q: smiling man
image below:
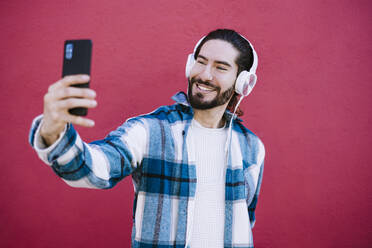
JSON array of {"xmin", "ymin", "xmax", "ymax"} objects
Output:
[{"xmin": 29, "ymin": 29, "xmax": 265, "ymax": 248}]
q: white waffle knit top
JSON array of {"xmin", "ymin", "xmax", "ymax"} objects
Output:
[{"xmin": 189, "ymin": 119, "xmax": 227, "ymax": 248}]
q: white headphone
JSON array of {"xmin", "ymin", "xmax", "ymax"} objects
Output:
[{"xmin": 185, "ymin": 34, "xmax": 258, "ymax": 97}]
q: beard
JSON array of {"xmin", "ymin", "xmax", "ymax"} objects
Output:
[{"xmin": 187, "ymin": 77, "xmax": 235, "ymax": 110}]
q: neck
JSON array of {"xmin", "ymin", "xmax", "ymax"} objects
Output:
[{"xmin": 193, "ymin": 103, "xmax": 228, "ymax": 128}]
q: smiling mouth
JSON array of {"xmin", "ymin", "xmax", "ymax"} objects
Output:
[{"xmin": 196, "ymin": 83, "xmax": 216, "ymax": 92}]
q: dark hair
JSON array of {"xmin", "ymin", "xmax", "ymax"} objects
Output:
[{"xmin": 194, "ymin": 29, "xmax": 255, "ymax": 116}]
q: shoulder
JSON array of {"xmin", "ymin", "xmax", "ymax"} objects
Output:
[
  {"xmin": 234, "ymin": 121, "xmax": 265, "ymax": 154},
  {"xmin": 110, "ymin": 103, "xmax": 192, "ymax": 134},
  {"xmin": 135, "ymin": 103, "xmax": 193, "ymax": 124}
]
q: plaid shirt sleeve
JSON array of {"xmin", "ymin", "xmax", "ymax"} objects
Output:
[
  {"xmin": 247, "ymin": 138, "xmax": 265, "ymax": 229},
  {"xmin": 28, "ymin": 114, "xmax": 147, "ymax": 189}
]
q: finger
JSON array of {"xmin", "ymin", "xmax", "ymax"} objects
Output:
[
  {"xmin": 51, "ymin": 74, "xmax": 90, "ymax": 91},
  {"xmin": 53, "ymin": 87, "xmax": 96, "ymax": 100},
  {"xmin": 48, "ymin": 80, "xmax": 62, "ymax": 93},
  {"xmin": 61, "ymin": 113, "xmax": 95, "ymax": 127},
  {"xmin": 56, "ymin": 98, "xmax": 97, "ymax": 110}
]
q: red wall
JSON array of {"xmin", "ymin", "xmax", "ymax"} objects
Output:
[{"xmin": 1, "ymin": 0, "xmax": 371, "ymax": 247}]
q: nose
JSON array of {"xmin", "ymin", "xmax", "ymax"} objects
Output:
[{"xmin": 199, "ymin": 64, "xmax": 213, "ymax": 81}]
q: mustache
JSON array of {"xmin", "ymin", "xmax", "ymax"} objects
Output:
[{"xmin": 191, "ymin": 77, "xmax": 219, "ymax": 90}]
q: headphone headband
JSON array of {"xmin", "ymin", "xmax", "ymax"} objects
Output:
[{"xmin": 192, "ymin": 34, "xmax": 258, "ymax": 74}]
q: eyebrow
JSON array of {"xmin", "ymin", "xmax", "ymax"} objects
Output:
[{"xmin": 197, "ymin": 54, "xmax": 232, "ymax": 68}]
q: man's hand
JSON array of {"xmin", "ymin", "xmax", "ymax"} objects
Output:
[{"xmin": 40, "ymin": 74, "xmax": 97, "ymax": 146}]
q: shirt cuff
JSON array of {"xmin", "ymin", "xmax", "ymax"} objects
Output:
[{"xmin": 32, "ymin": 115, "xmax": 68, "ymax": 165}]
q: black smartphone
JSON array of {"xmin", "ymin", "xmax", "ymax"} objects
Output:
[{"xmin": 62, "ymin": 39, "xmax": 92, "ymax": 116}]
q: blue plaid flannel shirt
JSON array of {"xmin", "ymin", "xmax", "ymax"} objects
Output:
[{"xmin": 29, "ymin": 92, "xmax": 265, "ymax": 248}]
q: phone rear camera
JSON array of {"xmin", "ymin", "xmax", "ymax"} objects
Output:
[{"xmin": 65, "ymin": 43, "xmax": 73, "ymax": 60}]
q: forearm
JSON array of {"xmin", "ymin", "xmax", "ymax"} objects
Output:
[
  {"xmin": 29, "ymin": 114, "xmax": 147, "ymax": 189},
  {"xmin": 29, "ymin": 115, "xmax": 97, "ymax": 188}
]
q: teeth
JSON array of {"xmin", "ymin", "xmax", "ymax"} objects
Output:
[{"xmin": 197, "ymin": 84, "xmax": 213, "ymax": 91}]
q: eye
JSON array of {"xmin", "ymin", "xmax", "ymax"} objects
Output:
[
  {"xmin": 217, "ymin": 66, "xmax": 227, "ymax": 71},
  {"xmin": 197, "ymin": 60, "xmax": 206, "ymax": 65}
]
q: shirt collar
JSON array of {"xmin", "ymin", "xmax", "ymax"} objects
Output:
[{"xmin": 171, "ymin": 91, "xmax": 189, "ymax": 106}]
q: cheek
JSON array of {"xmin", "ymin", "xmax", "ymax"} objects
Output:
[
  {"xmin": 190, "ymin": 65, "xmax": 202, "ymax": 78},
  {"xmin": 218, "ymin": 74, "xmax": 236, "ymax": 90}
]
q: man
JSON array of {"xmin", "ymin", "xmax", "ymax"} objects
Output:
[{"xmin": 29, "ymin": 29, "xmax": 265, "ymax": 248}]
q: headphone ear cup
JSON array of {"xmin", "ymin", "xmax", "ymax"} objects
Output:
[
  {"xmin": 235, "ymin": 71, "xmax": 257, "ymax": 96},
  {"xmin": 185, "ymin": 54, "xmax": 195, "ymax": 78}
]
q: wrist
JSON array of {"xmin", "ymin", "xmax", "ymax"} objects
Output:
[{"xmin": 40, "ymin": 126, "xmax": 60, "ymax": 147}]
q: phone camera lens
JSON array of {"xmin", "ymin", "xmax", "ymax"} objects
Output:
[{"xmin": 65, "ymin": 43, "xmax": 73, "ymax": 60}]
